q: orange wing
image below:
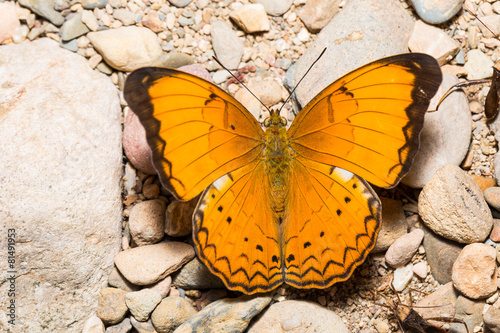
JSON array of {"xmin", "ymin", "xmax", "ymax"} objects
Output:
[
  {"xmin": 288, "ymin": 53, "xmax": 442, "ymax": 188},
  {"xmin": 283, "ymin": 158, "xmax": 380, "ymax": 289},
  {"xmin": 193, "ymin": 160, "xmax": 283, "ymax": 294},
  {"xmin": 123, "ymin": 68, "xmax": 265, "ymax": 200}
]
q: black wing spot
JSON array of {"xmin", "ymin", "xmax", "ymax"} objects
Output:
[
  {"xmin": 231, "ymin": 124, "xmax": 235, "ymax": 130},
  {"xmin": 272, "ymin": 255, "xmax": 279, "ymax": 263},
  {"xmin": 336, "ymin": 209, "xmax": 342, "ymax": 216},
  {"xmin": 344, "ymin": 197, "xmax": 351, "ymax": 203},
  {"xmin": 345, "ymin": 91, "xmax": 354, "ymax": 98},
  {"xmin": 329, "ymin": 166, "xmax": 334, "ymax": 175},
  {"xmin": 211, "ymin": 194, "xmax": 216, "ymax": 198},
  {"xmin": 256, "ymin": 245, "xmax": 263, "ymax": 252},
  {"xmin": 320, "ymin": 231, "xmax": 324, "ymax": 237},
  {"xmin": 352, "ymin": 183, "xmax": 357, "ymax": 189},
  {"xmin": 304, "ymin": 242, "xmax": 311, "ymax": 249},
  {"xmin": 244, "ymin": 237, "xmax": 248, "ymax": 242},
  {"xmin": 218, "ymin": 206, "xmax": 223, "ymax": 212},
  {"xmin": 286, "ymin": 254, "xmax": 295, "ymax": 263},
  {"xmin": 226, "ymin": 216, "xmax": 232, "ymax": 224}
]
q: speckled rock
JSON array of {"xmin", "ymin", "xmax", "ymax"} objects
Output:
[
  {"xmin": 176, "ymin": 295, "xmax": 272, "ymax": 333},
  {"xmin": 96, "ymin": 288, "xmax": 128, "ymax": 325},
  {"xmin": 409, "ymin": 0, "xmax": 463, "ymax": 24},
  {"xmin": 452, "ymin": 243, "xmax": 497, "ymax": 299},
  {"xmin": 115, "ymin": 242, "xmax": 195, "ymax": 285},
  {"xmin": 248, "ymin": 300, "xmax": 348, "ymax": 332},
  {"xmin": 151, "ymin": 296, "xmax": 197, "ymax": 333},
  {"xmin": 418, "ymin": 164, "xmax": 493, "ymax": 243},
  {"xmin": 403, "ymin": 74, "xmax": 470, "ymax": 188},
  {"xmin": 129, "ymin": 200, "xmax": 166, "ymax": 246}
]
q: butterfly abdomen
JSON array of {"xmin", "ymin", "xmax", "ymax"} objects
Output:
[{"xmin": 264, "ymin": 114, "xmax": 292, "ymax": 218}]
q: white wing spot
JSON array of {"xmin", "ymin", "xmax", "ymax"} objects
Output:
[
  {"xmin": 212, "ymin": 174, "xmax": 230, "ymax": 191},
  {"xmin": 334, "ymin": 167, "xmax": 353, "ymax": 182}
]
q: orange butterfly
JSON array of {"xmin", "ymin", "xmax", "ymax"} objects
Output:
[{"xmin": 123, "ymin": 53, "xmax": 442, "ymax": 294}]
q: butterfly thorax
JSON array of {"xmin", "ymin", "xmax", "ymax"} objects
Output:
[{"xmin": 264, "ymin": 113, "xmax": 291, "ymax": 219}]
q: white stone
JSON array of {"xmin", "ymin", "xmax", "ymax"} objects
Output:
[{"xmin": 392, "ymin": 264, "xmax": 414, "ymax": 291}]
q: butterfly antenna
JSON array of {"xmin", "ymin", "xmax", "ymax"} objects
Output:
[
  {"xmin": 279, "ymin": 47, "xmax": 327, "ymax": 114},
  {"xmin": 212, "ymin": 56, "xmax": 272, "ymax": 114},
  {"xmin": 465, "ymin": 6, "xmax": 497, "ymax": 37}
]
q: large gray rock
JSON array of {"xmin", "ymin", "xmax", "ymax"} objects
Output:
[
  {"xmin": 292, "ymin": 0, "xmax": 414, "ymax": 108},
  {"xmin": 0, "ymin": 38, "xmax": 122, "ymax": 332}
]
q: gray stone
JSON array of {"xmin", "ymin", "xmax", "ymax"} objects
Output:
[
  {"xmin": 247, "ymin": 300, "xmax": 348, "ymax": 332},
  {"xmin": 402, "ymin": 73, "xmax": 471, "ymax": 188},
  {"xmin": 60, "ymin": 38, "xmax": 79, "ymax": 52},
  {"xmin": 168, "ymin": 0, "xmax": 192, "ymax": 8},
  {"xmin": 105, "ymin": 318, "xmax": 132, "ymax": 333},
  {"xmin": 19, "ymin": 0, "xmax": 64, "ymax": 26},
  {"xmin": 61, "ymin": 12, "xmax": 90, "ymax": 41},
  {"xmin": 210, "ymin": 21, "xmax": 244, "ymax": 70},
  {"xmin": 172, "ymin": 257, "xmax": 226, "ymax": 290},
  {"xmin": 151, "ymin": 296, "xmax": 197, "ymax": 333},
  {"xmin": 372, "ymin": 198, "xmax": 407, "ymax": 253},
  {"xmin": 0, "ymin": 38, "xmax": 122, "ymax": 332},
  {"xmin": 82, "ymin": 0, "xmax": 108, "ymax": 9},
  {"xmin": 415, "ymin": 282, "xmax": 459, "ymax": 325},
  {"xmin": 484, "ymin": 306, "xmax": 500, "ymax": 333},
  {"xmin": 176, "ymin": 295, "xmax": 272, "ymax": 333},
  {"xmin": 292, "ymin": 0, "xmax": 413, "ymax": 109},
  {"xmin": 409, "ymin": 0, "xmax": 463, "ymax": 24},
  {"xmin": 450, "ymin": 296, "xmax": 485, "ymax": 333}
]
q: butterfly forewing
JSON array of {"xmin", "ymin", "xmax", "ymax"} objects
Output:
[
  {"xmin": 288, "ymin": 53, "xmax": 442, "ymax": 189},
  {"xmin": 123, "ymin": 68, "xmax": 266, "ymax": 200}
]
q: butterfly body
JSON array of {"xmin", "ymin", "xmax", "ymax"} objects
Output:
[
  {"xmin": 264, "ymin": 112, "xmax": 292, "ymax": 218},
  {"xmin": 124, "ymin": 53, "xmax": 442, "ymax": 294}
]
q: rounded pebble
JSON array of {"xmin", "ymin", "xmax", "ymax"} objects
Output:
[{"xmin": 409, "ymin": 0, "xmax": 462, "ymax": 24}]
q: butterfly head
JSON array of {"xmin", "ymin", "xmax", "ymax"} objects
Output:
[{"xmin": 264, "ymin": 110, "xmax": 287, "ymax": 128}]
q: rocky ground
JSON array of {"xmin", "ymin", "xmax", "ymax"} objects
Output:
[{"xmin": 3, "ymin": 0, "xmax": 500, "ymax": 332}]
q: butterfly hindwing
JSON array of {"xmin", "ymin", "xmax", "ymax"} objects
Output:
[
  {"xmin": 283, "ymin": 157, "xmax": 381, "ymax": 289},
  {"xmin": 288, "ymin": 53, "xmax": 442, "ymax": 189},
  {"xmin": 193, "ymin": 160, "xmax": 283, "ymax": 294},
  {"xmin": 124, "ymin": 67, "xmax": 266, "ymax": 200}
]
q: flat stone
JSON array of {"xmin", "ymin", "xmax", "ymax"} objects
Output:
[
  {"xmin": 452, "ymin": 243, "xmax": 497, "ymax": 299},
  {"xmin": 409, "ymin": 0, "xmax": 462, "ymax": 24},
  {"xmin": 151, "ymin": 296, "xmax": 197, "ymax": 333},
  {"xmin": 392, "ymin": 264, "xmax": 413, "ymax": 292},
  {"xmin": 402, "ymin": 74, "xmax": 470, "ymax": 188},
  {"xmin": 247, "ymin": 300, "xmax": 348, "ymax": 332},
  {"xmin": 168, "ymin": 0, "xmax": 193, "ymax": 7},
  {"xmin": 19, "ymin": 0, "xmax": 64, "ymax": 26},
  {"xmin": 412, "ymin": 261, "xmax": 428, "ymax": 279},
  {"xmin": 408, "ymin": 20, "xmax": 459, "ymax": 65},
  {"xmin": 176, "ymin": 295, "xmax": 272, "ymax": 333},
  {"xmin": 130, "ymin": 317, "xmax": 156, "ymax": 333},
  {"xmin": 81, "ymin": 10, "xmax": 99, "ymax": 31},
  {"xmin": 385, "ymin": 229, "xmax": 424, "ymax": 268},
  {"xmin": 82, "ymin": 0, "xmax": 108, "ymax": 9},
  {"xmin": 0, "ymin": 38, "xmax": 121, "ymax": 332},
  {"xmin": 105, "ymin": 318, "xmax": 132, "ymax": 333},
  {"xmin": 372, "ymin": 198, "xmax": 408, "ymax": 253},
  {"xmin": 418, "ymin": 164, "xmax": 493, "ymax": 243},
  {"xmin": 96, "ymin": 288, "xmax": 128, "ymax": 325},
  {"xmin": 477, "ymin": 15, "xmax": 500, "ymax": 38},
  {"xmin": 113, "ymin": 8, "xmax": 136, "ymax": 26},
  {"xmin": 210, "ymin": 20, "xmax": 244, "ymax": 70},
  {"xmin": 108, "ymin": 267, "xmax": 141, "ymax": 292},
  {"xmin": 450, "ymin": 296, "xmax": 485, "ymax": 333},
  {"xmin": 230, "ymin": 4, "xmax": 270, "ymax": 33},
  {"xmin": 115, "ymin": 242, "xmax": 195, "ymax": 285},
  {"xmin": 88, "ymin": 27, "xmax": 163, "ymax": 71},
  {"xmin": 292, "ymin": 0, "xmax": 413, "ymax": 109}
]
